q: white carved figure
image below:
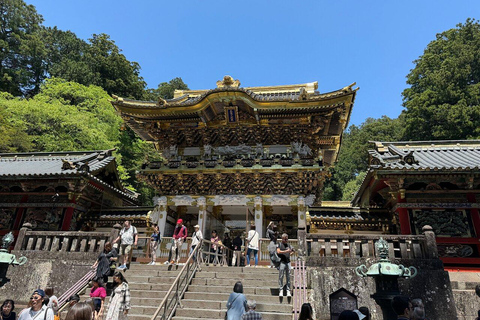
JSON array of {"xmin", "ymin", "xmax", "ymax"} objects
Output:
[
  {"xmin": 212, "ymin": 195, "xmax": 248, "ymax": 206},
  {"xmin": 255, "ymin": 143, "xmax": 263, "ymax": 157},
  {"xmin": 204, "ymin": 145, "xmax": 212, "ymax": 158},
  {"xmin": 172, "ymin": 195, "xmax": 194, "ymax": 206},
  {"xmin": 305, "ymin": 195, "xmax": 316, "ymax": 206}
]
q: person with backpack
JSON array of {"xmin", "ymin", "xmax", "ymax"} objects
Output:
[
  {"xmin": 169, "ymin": 219, "xmax": 187, "ymax": 265},
  {"xmin": 190, "ymin": 224, "xmax": 203, "ymax": 262},
  {"xmin": 113, "ymin": 220, "xmax": 138, "ymax": 271},
  {"xmin": 277, "ymin": 233, "xmax": 294, "ymax": 297},
  {"xmin": 18, "ymin": 289, "xmax": 54, "ymax": 320},
  {"xmin": 245, "ymin": 225, "xmax": 259, "ymax": 267}
]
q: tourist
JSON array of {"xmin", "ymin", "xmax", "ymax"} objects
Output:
[
  {"xmin": 338, "ymin": 310, "xmax": 359, "ymax": 320},
  {"xmin": 45, "ymin": 287, "xmax": 59, "ymax": 320},
  {"xmin": 169, "ymin": 219, "xmax": 187, "ymax": 265},
  {"xmin": 66, "ymin": 294, "xmax": 80, "ymax": 308},
  {"xmin": 113, "ymin": 220, "xmax": 138, "ymax": 270},
  {"xmin": 149, "ymin": 224, "xmax": 161, "ymax": 265},
  {"xmin": 90, "ymin": 278, "xmax": 107, "ymax": 320},
  {"xmin": 223, "ymin": 233, "xmax": 233, "ymax": 266},
  {"xmin": 392, "ymin": 296, "xmax": 413, "ymax": 320},
  {"xmin": 276, "ymin": 233, "xmax": 294, "ymax": 297},
  {"xmin": 241, "ymin": 300, "xmax": 262, "ymax": 320},
  {"xmin": 65, "ymin": 301, "xmax": 94, "ymax": 320},
  {"xmin": 358, "ymin": 306, "xmax": 370, "ymax": 320},
  {"xmin": 18, "ymin": 289, "xmax": 54, "ymax": 320},
  {"xmin": 232, "ymin": 234, "xmax": 243, "ymax": 267},
  {"xmin": 411, "ymin": 298, "xmax": 426, "ymax": 320},
  {"xmin": 1, "ymin": 299, "xmax": 16, "ymax": 320},
  {"xmin": 92, "ymin": 241, "xmax": 118, "ymax": 283},
  {"xmin": 298, "ymin": 302, "xmax": 314, "ymax": 320},
  {"xmin": 266, "ymin": 222, "xmax": 278, "ymax": 268},
  {"xmin": 190, "ymin": 224, "xmax": 203, "ymax": 262},
  {"xmin": 106, "ymin": 271, "xmax": 131, "ymax": 320},
  {"xmin": 245, "ymin": 225, "xmax": 259, "ymax": 267},
  {"xmin": 210, "ymin": 230, "xmax": 220, "ymax": 264},
  {"xmin": 226, "ymin": 281, "xmax": 247, "ymax": 320}
]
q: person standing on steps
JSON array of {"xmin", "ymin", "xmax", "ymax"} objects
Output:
[
  {"xmin": 277, "ymin": 233, "xmax": 294, "ymax": 297},
  {"xmin": 190, "ymin": 224, "xmax": 203, "ymax": 263},
  {"xmin": 149, "ymin": 224, "xmax": 161, "ymax": 265},
  {"xmin": 245, "ymin": 225, "xmax": 259, "ymax": 267},
  {"xmin": 106, "ymin": 272, "xmax": 131, "ymax": 320},
  {"xmin": 209, "ymin": 230, "xmax": 220, "ymax": 264},
  {"xmin": 169, "ymin": 219, "xmax": 187, "ymax": 265},
  {"xmin": 266, "ymin": 222, "xmax": 278, "ymax": 268},
  {"xmin": 226, "ymin": 281, "xmax": 247, "ymax": 320},
  {"xmin": 113, "ymin": 220, "xmax": 138, "ymax": 271}
]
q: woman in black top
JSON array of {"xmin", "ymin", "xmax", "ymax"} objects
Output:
[
  {"xmin": 1, "ymin": 299, "xmax": 16, "ymax": 320},
  {"xmin": 266, "ymin": 222, "xmax": 278, "ymax": 268},
  {"xmin": 92, "ymin": 241, "xmax": 118, "ymax": 283}
]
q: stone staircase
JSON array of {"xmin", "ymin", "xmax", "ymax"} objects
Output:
[
  {"xmin": 80, "ymin": 264, "xmax": 183, "ymax": 320},
  {"xmin": 174, "ymin": 266, "xmax": 293, "ymax": 320},
  {"xmin": 77, "ymin": 264, "xmax": 292, "ymax": 320}
]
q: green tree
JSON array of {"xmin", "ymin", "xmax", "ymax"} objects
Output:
[
  {"xmin": 403, "ymin": 19, "xmax": 480, "ymax": 140},
  {"xmin": 323, "ymin": 115, "xmax": 404, "ymax": 201},
  {"xmin": 0, "ymin": 0, "xmax": 45, "ymax": 96},
  {"xmin": 144, "ymin": 77, "xmax": 189, "ymax": 100},
  {"xmin": 341, "ymin": 172, "xmax": 367, "ymax": 201}
]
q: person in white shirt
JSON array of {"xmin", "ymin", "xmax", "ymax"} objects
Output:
[
  {"xmin": 190, "ymin": 224, "xmax": 203, "ymax": 262},
  {"xmin": 113, "ymin": 220, "xmax": 138, "ymax": 270},
  {"xmin": 245, "ymin": 225, "xmax": 259, "ymax": 267},
  {"xmin": 18, "ymin": 289, "xmax": 54, "ymax": 320}
]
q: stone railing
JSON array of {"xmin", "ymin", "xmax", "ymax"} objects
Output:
[
  {"xmin": 306, "ymin": 226, "xmax": 438, "ymax": 261},
  {"xmin": 13, "ymin": 223, "xmax": 120, "ymax": 259}
]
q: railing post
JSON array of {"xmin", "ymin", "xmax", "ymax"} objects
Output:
[
  {"xmin": 422, "ymin": 225, "xmax": 438, "ymax": 259},
  {"xmin": 109, "ymin": 223, "xmax": 122, "ymax": 243},
  {"xmin": 14, "ymin": 222, "xmax": 32, "ymax": 251},
  {"xmin": 297, "ymin": 229, "xmax": 307, "ymax": 258}
]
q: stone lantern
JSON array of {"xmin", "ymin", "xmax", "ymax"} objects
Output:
[
  {"xmin": 356, "ymin": 237, "xmax": 417, "ymax": 320},
  {"xmin": 0, "ymin": 232, "xmax": 27, "ymax": 285}
]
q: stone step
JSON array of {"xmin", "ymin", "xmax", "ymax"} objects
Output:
[
  {"xmin": 127, "ymin": 275, "xmax": 178, "ymax": 284},
  {"xmin": 192, "ymin": 277, "xmax": 276, "ymax": 287},
  {"xmin": 450, "ymin": 281, "xmax": 478, "ymax": 290},
  {"xmin": 200, "ymin": 266, "xmax": 280, "ymax": 274},
  {"xmin": 175, "ymin": 308, "xmax": 291, "ymax": 320},
  {"xmin": 181, "ymin": 299, "xmax": 292, "ymax": 313},
  {"xmin": 195, "ymin": 271, "xmax": 278, "ymax": 280},
  {"xmin": 187, "ymin": 284, "xmax": 279, "ymax": 296},
  {"xmin": 183, "ymin": 292, "xmax": 291, "ymax": 304}
]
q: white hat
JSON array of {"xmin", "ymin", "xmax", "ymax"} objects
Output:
[
  {"xmin": 353, "ymin": 310, "xmax": 366, "ymax": 320},
  {"xmin": 194, "ymin": 224, "xmax": 200, "ymax": 229}
]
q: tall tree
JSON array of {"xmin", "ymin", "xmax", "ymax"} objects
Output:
[
  {"xmin": 323, "ymin": 116, "xmax": 404, "ymax": 201},
  {"xmin": 0, "ymin": 0, "xmax": 44, "ymax": 95},
  {"xmin": 144, "ymin": 77, "xmax": 189, "ymax": 100},
  {"xmin": 403, "ymin": 19, "xmax": 480, "ymax": 140}
]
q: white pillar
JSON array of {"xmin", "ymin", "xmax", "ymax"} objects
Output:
[
  {"xmin": 297, "ymin": 196, "xmax": 307, "ymax": 230},
  {"xmin": 197, "ymin": 196, "xmax": 207, "ymax": 236},
  {"xmin": 254, "ymin": 196, "xmax": 264, "ymax": 237},
  {"xmin": 153, "ymin": 196, "xmax": 168, "ymax": 236}
]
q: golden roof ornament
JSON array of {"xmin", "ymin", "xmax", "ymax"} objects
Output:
[{"xmin": 216, "ymin": 75, "xmax": 241, "ymax": 89}]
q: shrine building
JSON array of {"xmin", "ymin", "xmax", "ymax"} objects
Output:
[
  {"xmin": 352, "ymin": 140, "xmax": 480, "ymax": 269},
  {"xmin": 0, "ymin": 150, "xmax": 138, "ymax": 235},
  {"xmin": 111, "ymin": 76, "xmax": 358, "ymax": 238}
]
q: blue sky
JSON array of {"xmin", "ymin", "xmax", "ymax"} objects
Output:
[{"xmin": 30, "ymin": 1, "xmax": 478, "ymax": 126}]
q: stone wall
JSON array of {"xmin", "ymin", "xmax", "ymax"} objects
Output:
[
  {"xmin": 0, "ymin": 251, "xmax": 97, "ymax": 304},
  {"xmin": 307, "ymin": 257, "xmax": 457, "ymax": 320}
]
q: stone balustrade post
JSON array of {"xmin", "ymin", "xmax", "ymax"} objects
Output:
[
  {"xmin": 422, "ymin": 225, "xmax": 438, "ymax": 259},
  {"xmin": 297, "ymin": 229, "xmax": 307, "ymax": 259},
  {"xmin": 14, "ymin": 222, "xmax": 33, "ymax": 251},
  {"xmin": 109, "ymin": 223, "xmax": 122, "ymax": 244}
]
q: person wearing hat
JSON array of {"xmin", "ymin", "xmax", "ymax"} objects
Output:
[
  {"xmin": 169, "ymin": 219, "xmax": 187, "ymax": 265},
  {"xmin": 113, "ymin": 220, "xmax": 138, "ymax": 270},
  {"xmin": 190, "ymin": 224, "xmax": 203, "ymax": 263},
  {"xmin": 18, "ymin": 289, "xmax": 54, "ymax": 320}
]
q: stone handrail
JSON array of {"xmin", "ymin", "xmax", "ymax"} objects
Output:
[
  {"xmin": 14, "ymin": 230, "xmax": 112, "ymax": 253},
  {"xmin": 306, "ymin": 231, "xmax": 437, "ymax": 260}
]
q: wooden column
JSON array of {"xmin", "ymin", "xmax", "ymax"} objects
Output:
[
  {"xmin": 13, "ymin": 195, "xmax": 29, "ymax": 230},
  {"xmin": 155, "ymin": 196, "xmax": 168, "ymax": 236},
  {"xmin": 396, "ymin": 191, "xmax": 411, "ymax": 235},
  {"xmin": 254, "ymin": 196, "xmax": 263, "ymax": 237},
  {"xmin": 197, "ymin": 197, "xmax": 207, "ymax": 236},
  {"xmin": 61, "ymin": 198, "xmax": 76, "ymax": 231}
]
